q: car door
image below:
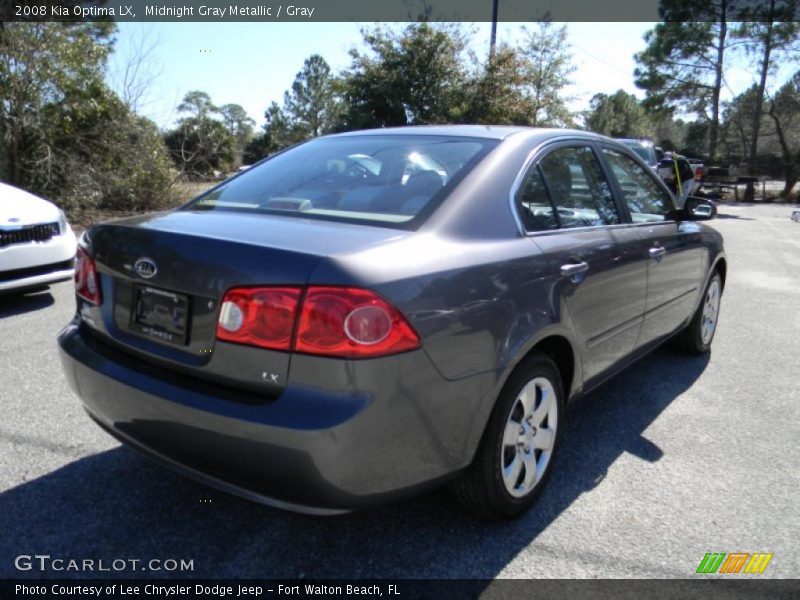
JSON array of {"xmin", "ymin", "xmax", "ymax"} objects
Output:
[
  {"xmin": 515, "ymin": 143, "xmax": 648, "ymax": 384},
  {"xmin": 599, "ymin": 146, "xmax": 705, "ymax": 348}
]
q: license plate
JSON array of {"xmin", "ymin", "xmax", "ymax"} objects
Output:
[{"xmin": 131, "ymin": 285, "xmax": 190, "ymax": 345}]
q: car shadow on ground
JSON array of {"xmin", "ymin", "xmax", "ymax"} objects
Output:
[
  {"xmin": 0, "ymin": 289, "xmax": 55, "ymax": 319},
  {"xmin": 714, "ymin": 212, "xmax": 755, "ymax": 220},
  {"xmin": 0, "ymin": 348, "xmax": 709, "ymax": 579}
]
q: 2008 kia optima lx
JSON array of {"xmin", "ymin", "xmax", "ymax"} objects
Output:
[{"xmin": 59, "ymin": 126, "xmax": 725, "ymax": 518}]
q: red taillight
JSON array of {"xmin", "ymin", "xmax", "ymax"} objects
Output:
[
  {"xmin": 695, "ymin": 167, "xmax": 703, "ymax": 181},
  {"xmin": 216, "ymin": 287, "xmax": 302, "ymax": 351},
  {"xmin": 215, "ymin": 285, "xmax": 421, "ymax": 358},
  {"xmin": 295, "ymin": 287, "xmax": 420, "ymax": 358},
  {"xmin": 75, "ymin": 246, "xmax": 102, "ymax": 305}
]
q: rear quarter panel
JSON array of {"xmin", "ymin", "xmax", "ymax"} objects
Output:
[
  {"xmin": 307, "ymin": 234, "xmax": 584, "ymax": 469},
  {"xmin": 308, "ymin": 234, "xmax": 578, "ymax": 386}
]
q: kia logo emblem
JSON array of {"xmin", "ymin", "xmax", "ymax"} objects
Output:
[{"xmin": 134, "ymin": 257, "xmax": 158, "ymax": 279}]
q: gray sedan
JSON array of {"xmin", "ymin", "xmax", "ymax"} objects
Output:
[{"xmin": 58, "ymin": 126, "xmax": 725, "ymax": 519}]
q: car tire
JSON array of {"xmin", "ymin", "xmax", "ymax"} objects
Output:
[
  {"xmin": 672, "ymin": 271, "xmax": 723, "ymax": 355},
  {"xmin": 451, "ymin": 353, "xmax": 565, "ymax": 519}
]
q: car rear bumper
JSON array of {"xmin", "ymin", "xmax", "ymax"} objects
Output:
[
  {"xmin": 85, "ymin": 410, "xmax": 350, "ymax": 515},
  {"xmin": 58, "ymin": 321, "xmax": 498, "ymax": 513}
]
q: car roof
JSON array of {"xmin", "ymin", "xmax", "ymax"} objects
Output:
[{"xmin": 330, "ymin": 125, "xmax": 609, "ymax": 143}]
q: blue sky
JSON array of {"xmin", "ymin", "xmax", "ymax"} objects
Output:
[{"xmin": 106, "ymin": 22, "xmax": 794, "ymax": 130}]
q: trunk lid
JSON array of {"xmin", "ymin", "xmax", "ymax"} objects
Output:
[{"xmin": 81, "ymin": 210, "xmax": 409, "ymax": 398}]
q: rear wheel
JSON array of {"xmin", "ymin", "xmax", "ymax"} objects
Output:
[
  {"xmin": 673, "ymin": 271, "xmax": 722, "ymax": 355},
  {"xmin": 452, "ymin": 353, "xmax": 564, "ymax": 519}
]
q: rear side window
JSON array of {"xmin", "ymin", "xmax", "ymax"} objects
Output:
[
  {"xmin": 602, "ymin": 148, "xmax": 674, "ymax": 223},
  {"xmin": 516, "ymin": 166, "xmax": 558, "ymax": 232},
  {"xmin": 538, "ymin": 146, "xmax": 620, "ymax": 228},
  {"xmin": 183, "ymin": 135, "xmax": 497, "ymax": 228}
]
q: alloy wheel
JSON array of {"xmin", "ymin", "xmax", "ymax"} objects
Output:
[
  {"xmin": 501, "ymin": 376, "xmax": 558, "ymax": 498},
  {"xmin": 701, "ymin": 278, "xmax": 721, "ymax": 345}
]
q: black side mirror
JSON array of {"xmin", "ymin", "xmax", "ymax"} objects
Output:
[{"xmin": 684, "ymin": 196, "xmax": 717, "ymax": 220}]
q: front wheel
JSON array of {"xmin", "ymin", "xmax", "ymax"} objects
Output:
[
  {"xmin": 451, "ymin": 353, "xmax": 565, "ymax": 519},
  {"xmin": 673, "ymin": 271, "xmax": 723, "ymax": 355}
]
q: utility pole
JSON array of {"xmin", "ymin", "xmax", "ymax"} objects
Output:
[{"xmin": 489, "ymin": 0, "xmax": 499, "ymax": 61}]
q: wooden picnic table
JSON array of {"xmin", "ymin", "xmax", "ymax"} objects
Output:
[{"xmin": 700, "ymin": 176, "xmax": 766, "ymax": 201}]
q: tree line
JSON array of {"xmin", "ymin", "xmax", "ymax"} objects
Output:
[
  {"xmin": 237, "ymin": 22, "xmax": 577, "ymax": 165},
  {"xmin": 632, "ymin": 0, "xmax": 800, "ymax": 198},
  {"xmin": 0, "ymin": 22, "xmax": 173, "ymax": 212},
  {"xmin": 1, "ymin": 14, "xmax": 798, "ymax": 215}
]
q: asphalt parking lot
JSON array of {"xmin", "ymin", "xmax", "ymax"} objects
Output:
[{"xmin": 1, "ymin": 203, "xmax": 798, "ymax": 579}]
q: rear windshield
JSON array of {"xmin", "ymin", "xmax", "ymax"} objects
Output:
[{"xmin": 183, "ymin": 135, "xmax": 498, "ymax": 228}]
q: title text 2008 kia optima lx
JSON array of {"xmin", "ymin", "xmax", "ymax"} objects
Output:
[{"xmin": 59, "ymin": 126, "xmax": 725, "ymax": 518}]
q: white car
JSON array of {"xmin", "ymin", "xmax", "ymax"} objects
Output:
[
  {"xmin": 791, "ymin": 209, "xmax": 800, "ymax": 222},
  {"xmin": 0, "ymin": 182, "xmax": 77, "ymax": 293}
]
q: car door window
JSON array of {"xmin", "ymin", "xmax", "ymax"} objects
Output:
[
  {"xmin": 538, "ymin": 146, "xmax": 620, "ymax": 228},
  {"xmin": 602, "ymin": 148, "xmax": 675, "ymax": 223},
  {"xmin": 515, "ymin": 165, "xmax": 559, "ymax": 232}
]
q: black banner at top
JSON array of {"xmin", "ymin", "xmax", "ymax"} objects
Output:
[{"xmin": 1, "ymin": 0, "xmax": 799, "ymax": 22}]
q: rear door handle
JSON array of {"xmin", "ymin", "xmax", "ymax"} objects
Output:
[
  {"xmin": 560, "ymin": 261, "xmax": 589, "ymax": 277},
  {"xmin": 649, "ymin": 246, "xmax": 667, "ymax": 260}
]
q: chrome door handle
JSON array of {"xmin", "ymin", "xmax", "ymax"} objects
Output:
[
  {"xmin": 649, "ymin": 246, "xmax": 666, "ymax": 259},
  {"xmin": 560, "ymin": 261, "xmax": 589, "ymax": 277}
]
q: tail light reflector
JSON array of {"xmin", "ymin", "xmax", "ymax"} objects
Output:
[
  {"xmin": 216, "ymin": 287, "xmax": 302, "ymax": 351},
  {"xmin": 75, "ymin": 246, "xmax": 102, "ymax": 305},
  {"xmin": 216, "ymin": 285, "xmax": 421, "ymax": 358},
  {"xmin": 694, "ymin": 167, "xmax": 703, "ymax": 181},
  {"xmin": 296, "ymin": 287, "xmax": 420, "ymax": 358}
]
